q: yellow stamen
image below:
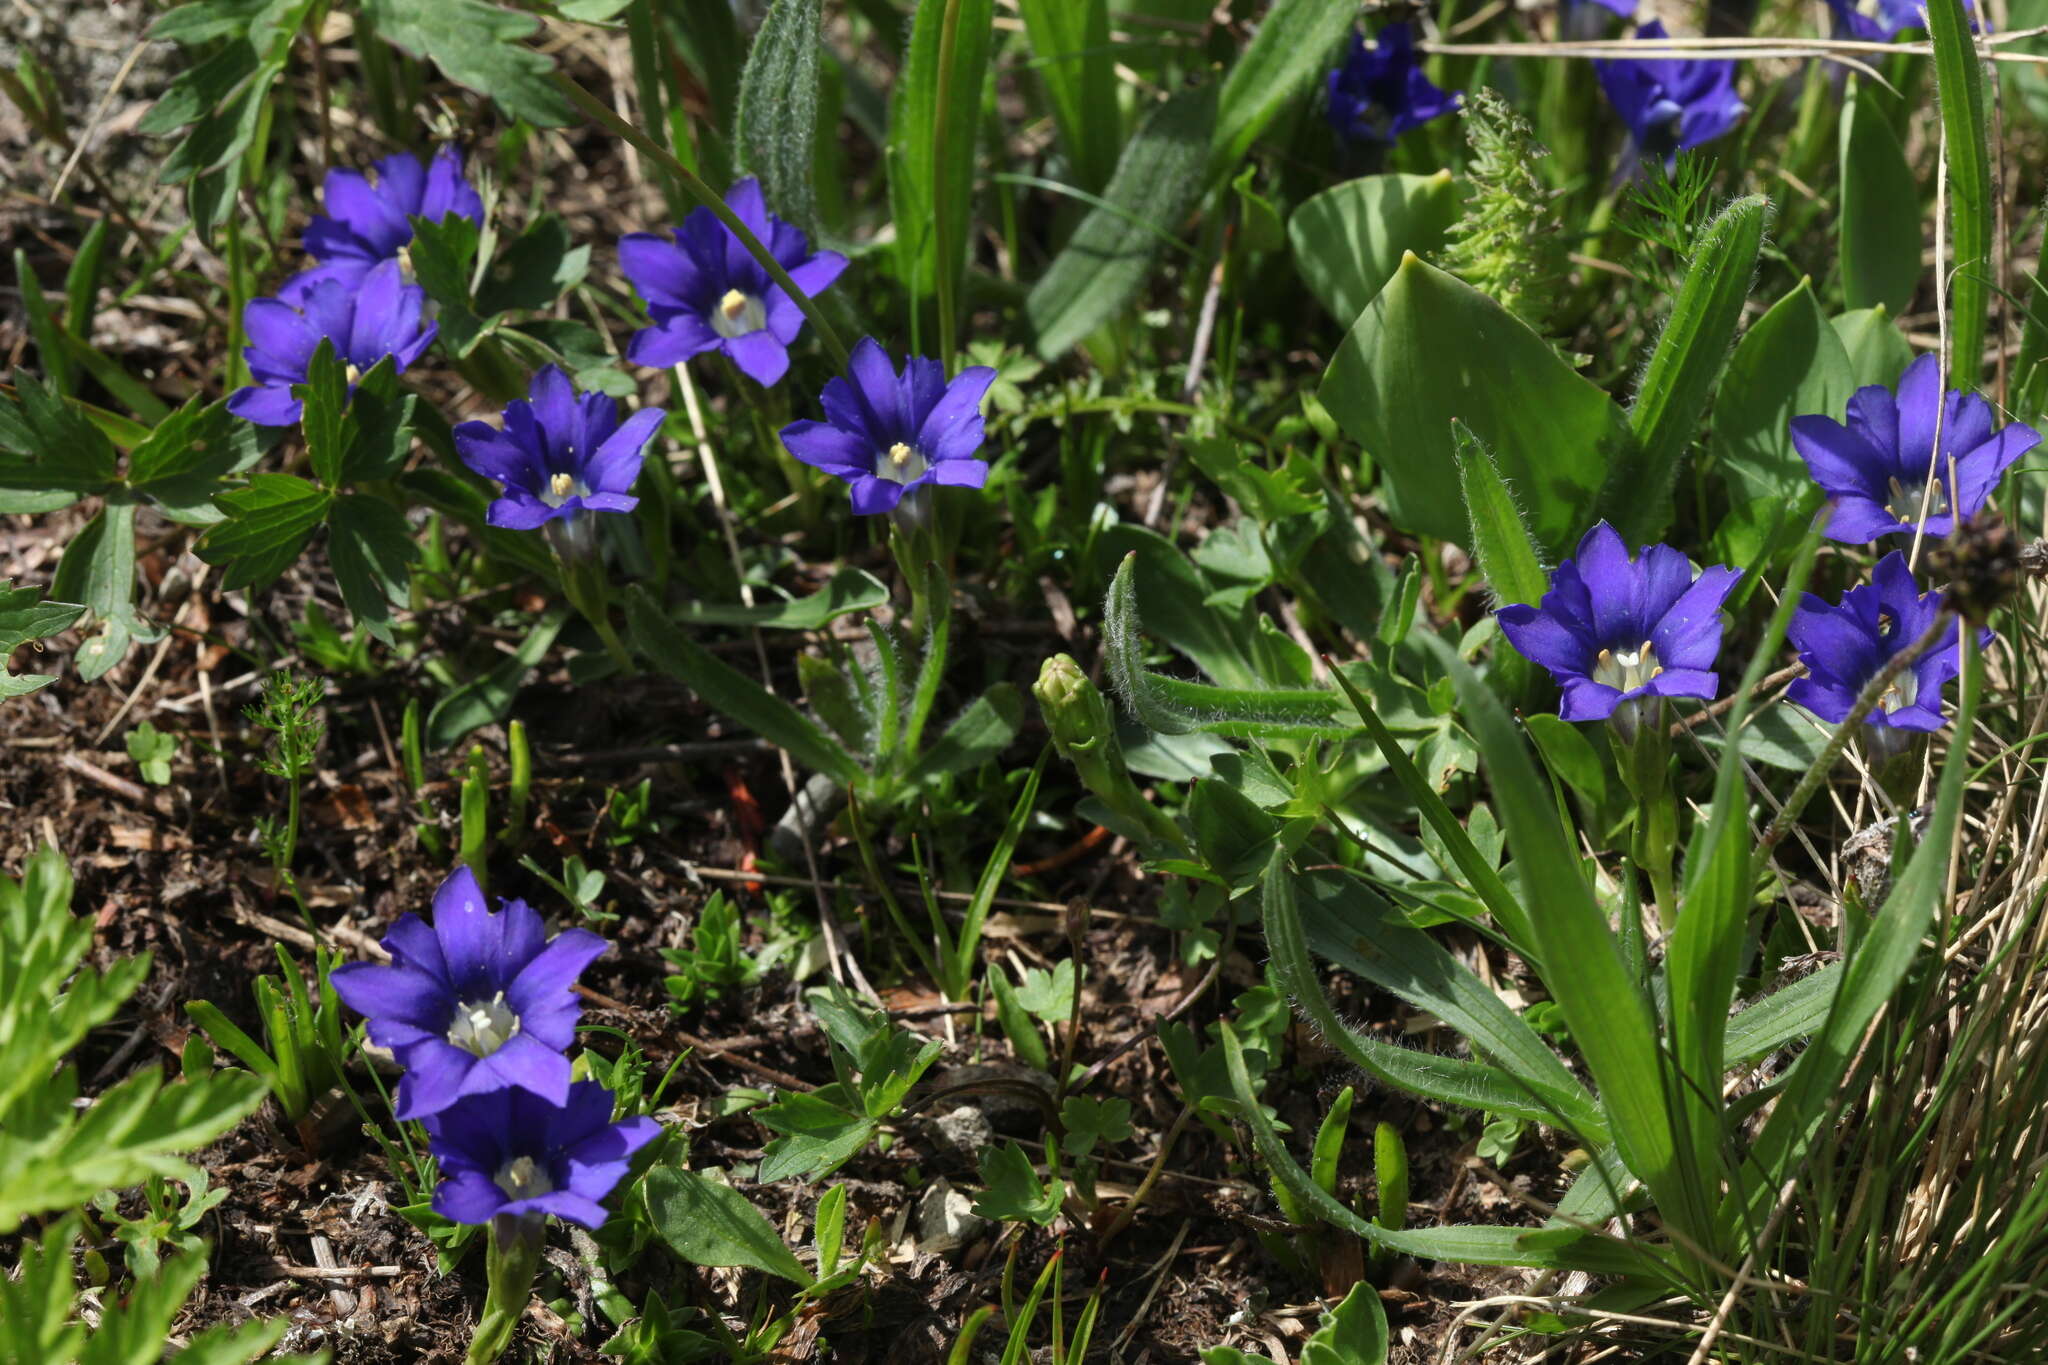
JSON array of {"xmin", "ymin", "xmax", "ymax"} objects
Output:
[
  {"xmin": 344, "ymin": 362, "xmax": 363, "ymax": 385},
  {"xmin": 550, "ymin": 472, "xmax": 575, "ymax": 499},
  {"xmin": 719, "ymin": 288, "xmax": 749, "ymax": 321},
  {"xmin": 888, "ymin": 442, "xmax": 914, "ymax": 468}
]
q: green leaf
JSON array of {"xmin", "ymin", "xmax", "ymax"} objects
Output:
[
  {"xmin": 644, "ymin": 1165, "xmax": 812, "ymax": 1286},
  {"xmin": 1288, "ymin": 171, "xmax": 1463, "ymax": 328},
  {"xmin": 0, "ymin": 371, "xmax": 118, "ymax": 496},
  {"xmin": 733, "ymin": 0, "xmax": 824, "ymax": 236},
  {"xmin": 1832, "ymin": 306, "xmax": 1914, "ymax": 388},
  {"xmin": 903, "ymin": 683, "xmax": 1024, "ymax": 788},
  {"xmin": 626, "ymin": 587, "xmax": 862, "ymax": 787},
  {"xmin": 409, "ymin": 214, "xmax": 487, "ymax": 356},
  {"xmin": 1058, "ymin": 1096, "xmax": 1131, "ymax": 1159},
  {"xmin": 1711, "ymin": 278, "xmax": 1856, "ymax": 504},
  {"xmin": 339, "ymin": 359, "xmax": 418, "ymax": 484},
  {"xmin": 426, "ymin": 611, "xmax": 564, "ymax": 749},
  {"xmin": 196, "ymin": 474, "xmax": 333, "ymax": 592},
  {"xmin": 1217, "ymin": 1021, "xmax": 1652, "ymax": 1275},
  {"xmin": 1319, "ymin": 253, "xmax": 1634, "ymax": 553},
  {"xmin": 1419, "ymin": 632, "xmax": 1718, "ymax": 1259},
  {"xmin": 755, "ymin": 1089, "xmax": 879, "ymax": 1183},
  {"xmin": 1301, "ymin": 1282, "xmax": 1390, "ymax": 1365},
  {"xmin": 1610, "ymin": 194, "xmax": 1767, "ymax": 543},
  {"xmin": 1839, "ymin": 80, "xmax": 1920, "ymax": 316},
  {"xmin": 476, "ymin": 214, "xmax": 591, "ymax": 316},
  {"xmin": 1016, "ymin": 0, "xmax": 1118, "ymax": 193},
  {"xmin": 887, "ymin": 0, "xmax": 996, "ymax": 352},
  {"xmin": 669, "ymin": 567, "xmax": 889, "ymax": 630},
  {"xmin": 298, "ymin": 341, "xmax": 350, "ymax": 490},
  {"xmin": 328, "ymin": 495, "xmax": 418, "ymax": 644},
  {"xmin": 1723, "ymin": 963, "xmax": 1840, "ymax": 1066},
  {"xmin": 1455, "ymin": 420, "xmax": 1548, "ymax": 609},
  {"xmin": 972, "ymin": 1142, "xmax": 1063, "ymax": 1225},
  {"xmin": 1525, "ymin": 713, "xmax": 1607, "ymax": 809},
  {"xmin": 1926, "ymin": 0, "xmax": 1991, "ymax": 379},
  {"xmin": 1025, "ymin": 83, "xmax": 1216, "ymax": 359},
  {"xmin": 0, "ymin": 581, "xmax": 85, "ymax": 699},
  {"xmin": 125, "ymin": 721, "xmax": 179, "ymax": 785},
  {"xmin": 362, "ymin": 0, "xmax": 574, "ymax": 126},
  {"xmin": 1209, "ymin": 0, "xmax": 1355, "ymax": 179}
]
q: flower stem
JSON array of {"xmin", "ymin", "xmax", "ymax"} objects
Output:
[
  {"xmin": 468, "ymin": 1213, "xmax": 546, "ymax": 1365},
  {"xmin": 552, "ymin": 534, "xmax": 633, "ymax": 672},
  {"xmin": 1760, "ymin": 608, "xmax": 1956, "ymax": 853}
]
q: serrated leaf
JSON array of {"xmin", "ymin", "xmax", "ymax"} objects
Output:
[
  {"xmin": 0, "ymin": 581, "xmax": 85, "ymax": 698},
  {"xmin": 328, "ymin": 495, "xmax": 418, "ymax": 644},
  {"xmin": 196, "ymin": 474, "xmax": 333, "ymax": 592},
  {"xmin": 476, "ymin": 214, "xmax": 591, "ymax": 316},
  {"xmin": 362, "ymin": 0, "xmax": 574, "ymax": 127}
]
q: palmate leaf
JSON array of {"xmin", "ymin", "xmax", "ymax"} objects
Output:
[
  {"xmin": 361, "ymin": 0, "xmax": 574, "ymax": 127},
  {"xmin": 0, "ymin": 581, "xmax": 85, "ymax": 699}
]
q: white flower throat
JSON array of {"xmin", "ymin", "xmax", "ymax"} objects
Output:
[
  {"xmin": 712, "ymin": 288, "xmax": 766, "ymax": 338},
  {"xmin": 878, "ymin": 441, "xmax": 928, "ymax": 485},
  {"xmin": 1885, "ymin": 474, "xmax": 1943, "ymax": 524},
  {"xmin": 446, "ymin": 992, "xmax": 520, "ymax": 1056},
  {"xmin": 1593, "ymin": 640, "xmax": 1663, "ymax": 693},
  {"xmin": 493, "ymin": 1154, "xmax": 553, "ymax": 1201}
]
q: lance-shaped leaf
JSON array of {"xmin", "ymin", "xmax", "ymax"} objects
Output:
[{"xmin": 1103, "ymin": 553, "xmax": 1354, "ymax": 740}]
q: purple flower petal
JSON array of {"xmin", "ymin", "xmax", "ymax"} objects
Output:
[{"xmin": 724, "ymin": 329, "xmax": 792, "ymax": 387}]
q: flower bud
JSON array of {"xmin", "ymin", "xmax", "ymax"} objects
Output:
[{"xmin": 1034, "ymin": 654, "xmax": 1114, "ymax": 761}]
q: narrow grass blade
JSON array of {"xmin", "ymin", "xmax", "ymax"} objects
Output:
[
  {"xmin": 1209, "ymin": 0, "xmax": 1355, "ymax": 180},
  {"xmin": 1015, "ymin": 0, "xmax": 1117, "ymax": 194},
  {"xmin": 1420, "ymin": 632, "xmax": 1719, "ymax": 1260},
  {"xmin": 1455, "ymin": 419, "xmax": 1549, "ymax": 609},
  {"xmin": 1926, "ymin": 0, "xmax": 1991, "ymax": 382},
  {"xmin": 1609, "ymin": 194, "xmax": 1767, "ymax": 544},
  {"xmin": 888, "ymin": 0, "xmax": 995, "ymax": 358}
]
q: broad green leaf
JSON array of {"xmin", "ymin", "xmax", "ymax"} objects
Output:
[
  {"xmin": 298, "ymin": 342, "xmax": 350, "ymax": 490},
  {"xmin": 1210, "ymin": 0, "xmax": 1355, "ymax": 178},
  {"xmin": 1025, "ymin": 83, "xmax": 1216, "ymax": 359},
  {"xmin": 1301, "ymin": 1282, "xmax": 1390, "ymax": 1365},
  {"xmin": 972, "ymin": 1142, "xmax": 1063, "ymax": 1225},
  {"xmin": 643, "ymin": 1165, "xmax": 813, "ymax": 1285},
  {"xmin": 1016, "ymin": 0, "xmax": 1118, "ymax": 193},
  {"xmin": 362, "ymin": 0, "xmax": 574, "ymax": 126},
  {"xmin": 1927, "ymin": 0, "xmax": 1991, "ymax": 380},
  {"xmin": 626, "ymin": 587, "xmax": 862, "ymax": 787},
  {"xmin": 197, "ymin": 474, "xmax": 333, "ymax": 592},
  {"xmin": 1839, "ymin": 80, "xmax": 1921, "ymax": 316},
  {"xmin": 328, "ymin": 495, "xmax": 418, "ymax": 644},
  {"xmin": 0, "ymin": 371, "xmax": 118, "ymax": 495},
  {"xmin": 1711, "ymin": 278, "xmax": 1855, "ymax": 504},
  {"xmin": 1612, "ymin": 194, "xmax": 1767, "ymax": 543},
  {"xmin": 1723, "ymin": 963, "xmax": 1841, "ymax": 1066},
  {"xmin": 734, "ymin": 0, "xmax": 825, "ymax": 236},
  {"xmin": 1320, "ymin": 254, "xmax": 1634, "ymax": 554},
  {"xmin": 475, "ymin": 214, "xmax": 590, "ymax": 316},
  {"xmin": 1288, "ymin": 171, "xmax": 1463, "ymax": 328},
  {"xmin": 668, "ymin": 567, "xmax": 889, "ymax": 629},
  {"xmin": 1832, "ymin": 306, "xmax": 1914, "ymax": 388},
  {"xmin": 903, "ymin": 683, "xmax": 1024, "ymax": 788},
  {"xmin": 1095, "ymin": 521, "xmax": 1256, "ymax": 688},
  {"xmin": 888, "ymin": 0, "xmax": 996, "ymax": 353},
  {"xmin": 755, "ymin": 1089, "xmax": 879, "ymax": 1183}
]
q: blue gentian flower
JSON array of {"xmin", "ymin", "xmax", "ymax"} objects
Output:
[
  {"xmin": 330, "ymin": 867, "xmax": 608, "ymax": 1120},
  {"xmin": 1595, "ymin": 21, "xmax": 1746, "ymax": 166},
  {"xmin": 424, "ymin": 1081, "xmax": 660, "ymax": 1229},
  {"xmin": 1497, "ymin": 521, "xmax": 1742, "ymax": 722},
  {"xmin": 283, "ymin": 146, "xmax": 485, "ymax": 303},
  {"xmin": 453, "ymin": 365, "xmax": 667, "ymax": 530},
  {"xmin": 1791, "ymin": 353, "xmax": 2038, "ymax": 545},
  {"xmin": 227, "ymin": 260, "xmax": 438, "ymax": 427},
  {"xmin": 779, "ymin": 337, "xmax": 997, "ymax": 516},
  {"xmin": 619, "ymin": 178, "xmax": 848, "ymax": 388},
  {"xmin": 1786, "ymin": 551, "xmax": 1989, "ymax": 740},
  {"xmin": 1824, "ymin": 0, "xmax": 1973, "ymax": 41},
  {"xmin": 1325, "ymin": 24, "xmax": 1460, "ymax": 143}
]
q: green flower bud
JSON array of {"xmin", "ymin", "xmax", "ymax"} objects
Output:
[{"xmin": 1034, "ymin": 653, "xmax": 1116, "ymax": 762}]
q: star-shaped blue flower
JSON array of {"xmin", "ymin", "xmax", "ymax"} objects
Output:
[
  {"xmin": 1791, "ymin": 353, "xmax": 2038, "ymax": 545},
  {"xmin": 1496, "ymin": 521, "xmax": 1742, "ymax": 722},
  {"xmin": 1786, "ymin": 551, "xmax": 1989, "ymax": 735},
  {"xmin": 424, "ymin": 1081, "xmax": 660, "ymax": 1230},
  {"xmin": 779, "ymin": 337, "xmax": 996, "ymax": 516},
  {"xmin": 330, "ymin": 867, "xmax": 608, "ymax": 1120},
  {"xmin": 283, "ymin": 146, "xmax": 484, "ymax": 303},
  {"xmin": 1325, "ymin": 24, "xmax": 1460, "ymax": 144},
  {"xmin": 619, "ymin": 178, "xmax": 848, "ymax": 388},
  {"xmin": 453, "ymin": 366, "xmax": 667, "ymax": 530},
  {"xmin": 1595, "ymin": 21, "xmax": 1746, "ymax": 167},
  {"xmin": 227, "ymin": 260, "xmax": 438, "ymax": 427}
]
